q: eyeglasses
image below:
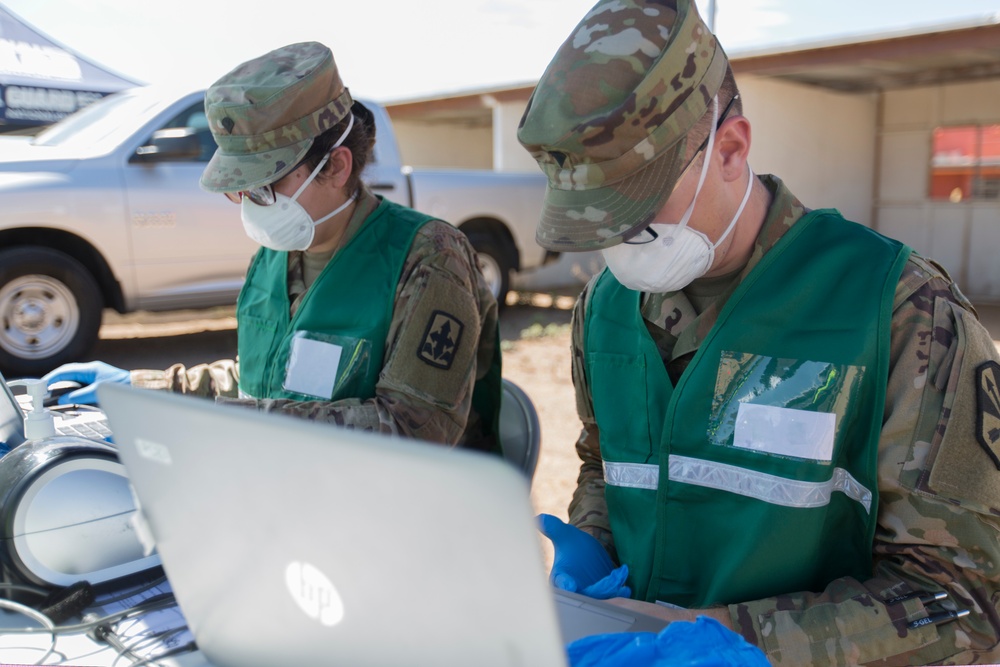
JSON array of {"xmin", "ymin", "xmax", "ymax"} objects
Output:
[
  {"xmin": 223, "ymin": 155, "xmax": 312, "ymax": 206},
  {"xmin": 224, "ymin": 184, "xmax": 277, "ymax": 206},
  {"xmin": 623, "ymin": 94, "xmax": 740, "ymax": 246},
  {"xmin": 623, "ymin": 226, "xmax": 659, "ymax": 245}
]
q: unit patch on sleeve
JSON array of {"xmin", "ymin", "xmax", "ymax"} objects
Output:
[
  {"xmin": 976, "ymin": 360, "xmax": 1000, "ymax": 470},
  {"xmin": 417, "ymin": 310, "xmax": 464, "ymax": 370}
]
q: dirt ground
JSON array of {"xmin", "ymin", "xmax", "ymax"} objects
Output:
[{"xmin": 497, "ymin": 292, "xmax": 581, "ymax": 570}]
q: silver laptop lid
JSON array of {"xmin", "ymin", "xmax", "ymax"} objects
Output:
[{"xmin": 98, "ymin": 384, "xmax": 569, "ymax": 667}]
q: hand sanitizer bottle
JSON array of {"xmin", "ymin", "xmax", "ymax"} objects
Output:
[{"xmin": 7, "ymin": 379, "xmax": 56, "ymax": 442}]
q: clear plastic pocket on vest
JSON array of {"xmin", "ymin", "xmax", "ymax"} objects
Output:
[
  {"xmin": 282, "ymin": 331, "xmax": 372, "ymax": 401},
  {"xmin": 707, "ymin": 351, "xmax": 866, "ymax": 463}
]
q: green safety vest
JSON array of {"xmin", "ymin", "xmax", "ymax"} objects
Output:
[
  {"xmin": 237, "ymin": 198, "xmax": 426, "ymax": 401},
  {"xmin": 585, "ymin": 210, "xmax": 911, "ymax": 607}
]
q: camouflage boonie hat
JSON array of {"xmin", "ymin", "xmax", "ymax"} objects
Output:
[
  {"xmin": 200, "ymin": 41, "xmax": 354, "ymax": 193},
  {"xmin": 517, "ymin": 0, "xmax": 728, "ymax": 251}
]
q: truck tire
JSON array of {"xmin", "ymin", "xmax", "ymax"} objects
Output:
[
  {"xmin": 465, "ymin": 232, "xmax": 514, "ymax": 310},
  {"xmin": 0, "ymin": 247, "xmax": 103, "ymax": 376}
]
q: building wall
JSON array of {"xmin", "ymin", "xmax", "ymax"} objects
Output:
[
  {"xmin": 492, "ymin": 99, "xmax": 538, "ymax": 172},
  {"xmin": 391, "ymin": 98, "xmax": 539, "ymax": 173},
  {"xmin": 738, "ymin": 75, "xmax": 878, "ymax": 226},
  {"xmin": 877, "ymin": 79, "xmax": 1000, "ymax": 300},
  {"xmin": 390, "ymin": 119, "xmax": 493, "ymax": 169}
]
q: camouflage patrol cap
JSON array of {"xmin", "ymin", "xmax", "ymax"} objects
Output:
[
  {"xmin": 200, "ymin": 41, "xmax": 354, "ymax": 193},
  {"xmin": 517, "ymin": 0, "xmax": 728, "ymax": 251}
]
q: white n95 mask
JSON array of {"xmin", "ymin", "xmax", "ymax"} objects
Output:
[{"xmin": 241, "ymin": 115, "xmax": 355, "ymax": 252}]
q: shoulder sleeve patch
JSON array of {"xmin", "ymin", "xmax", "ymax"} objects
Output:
[
  {"xmin": 976, "ymin": 360, "xmax": 1000, "ymax": 470},
  {"xmin": 417, "ymin": 310, "xmax": 464, "ymax": 370},
  {"xmin": 382, "ymin": 260, "xmax": 482, "ymax": 412},
  {"xmin": 927, "ymin": 302, "xmax": 1000, "ymax": 514}
]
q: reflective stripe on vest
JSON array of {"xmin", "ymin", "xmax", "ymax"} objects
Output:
[{"xmin": 603, "ymin": 457, "xmax": 873, "ymax": 513}]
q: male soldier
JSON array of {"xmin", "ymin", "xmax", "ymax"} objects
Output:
[
  {"xmin": 44, "ymin": 42, "xmax": 502, "ymax": 452},
  {"xmin": 519, "ymin": 0, "xmax": 1000, "ymax": 663}
]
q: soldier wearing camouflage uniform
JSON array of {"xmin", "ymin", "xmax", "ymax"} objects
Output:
[
  {"xmin": 518, "ymin": 0, "xmax": 1000, "ymax": 664},
  {"xmin": 48, "ymin": 42, "xmax": 502, "ymax": 452}
]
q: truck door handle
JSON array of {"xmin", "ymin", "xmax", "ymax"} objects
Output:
[{"xmin": 369, "ymin": 182, "xmax": 396, "ymax": 191}]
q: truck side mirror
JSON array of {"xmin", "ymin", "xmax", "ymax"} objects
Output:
[{"xmin": 130, "ymin": 127, "xmax": 203, "ymax": 163}]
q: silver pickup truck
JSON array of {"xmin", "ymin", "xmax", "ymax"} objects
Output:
[{"xmin": 0, "ymin": 86, "xmax": 553, "ymax": 375}]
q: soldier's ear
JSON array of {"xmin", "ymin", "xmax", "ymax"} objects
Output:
[
  {"xmin": 716, "ymin": 116, "xmax": 751, "ymax": 183},
  {"xmin": 325, "ymin": 147, "xmax": 353, "ymax": 189}
]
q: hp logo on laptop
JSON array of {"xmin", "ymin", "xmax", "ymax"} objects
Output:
[{"xmin": 285, "ymin": 561, "xmax": 345, "ymax": 627}]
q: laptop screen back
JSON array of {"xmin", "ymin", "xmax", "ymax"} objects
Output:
[{"xmin": 98, "ymin": 383, "xmax": 569, "ymax": 667}]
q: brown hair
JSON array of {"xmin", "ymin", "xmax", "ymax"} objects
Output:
[{"xmin": 303, "ymin": 100, "xmax": 377, "ymax": 196}]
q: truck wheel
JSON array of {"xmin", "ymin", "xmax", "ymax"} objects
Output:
[
  {"xmin": 0, "ymin": 247, "xmax": 103, "ymax": 376},
  {"xmin": 466, "ymin": 233, "xmax": 514, "ymax": 309}
]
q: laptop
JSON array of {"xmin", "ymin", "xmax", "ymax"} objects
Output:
[
  {"xmin": 0, "ymin": 371, "xmax": 112, "ymax": 446},
  {"xmin": 97, "ymin": 383, "xmax": 667, "ymax": 667}
]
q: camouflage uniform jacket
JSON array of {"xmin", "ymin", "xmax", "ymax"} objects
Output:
[
  {"xmin": 568, "ymin": 174, "xmax": 1000, "ymax": 664},
  {"xmin": 131, "ymin": 185, "xmax": 500, "ymax": 449}
]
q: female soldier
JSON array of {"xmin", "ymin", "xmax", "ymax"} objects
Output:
[{"xmin": 44, "ymin": 42, "xmax": 501, "ymax": 453}]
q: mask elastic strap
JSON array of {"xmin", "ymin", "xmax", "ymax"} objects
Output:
[
  {"xmin": 291, "ymin": 112, "xmax": 356, "ymax": 202},
  {"xmin": 312, "ymin": 192, "xmax": 357, "ymax": 227},
  {"xmin": 710, "ymin": 164, "xmax": 755, "ymax": 252},
  {"xmin": 669, "ymin": 95, "xmax": 720, "ymax": 238}
]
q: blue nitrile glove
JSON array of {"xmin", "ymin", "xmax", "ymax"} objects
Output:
[
  {"xmin": 538, "ymin": 514, "xmax": 631, "ymax": 600},
  {"xmin": 567, "ymin": 616, "xmax": 770, "ymax": 667},
  {"xmin": 41, "ymin": 361, "xmax": 130, "ymax": 405}
]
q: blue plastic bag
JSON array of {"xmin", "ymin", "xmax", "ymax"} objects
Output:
[{"xmin": 567, "ymin": 616, "xmax": 769, "ymax": 667}]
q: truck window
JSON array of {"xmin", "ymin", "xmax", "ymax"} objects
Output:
[{"xmin": 153, "ymin": 102, "xmax": 217, "ymax": 162}]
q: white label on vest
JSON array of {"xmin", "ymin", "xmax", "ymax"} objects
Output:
[
  {"xmin": 284, "ymin": 337, "xmax": 343, "ymax": 399},
  {"xmin": 733, "ymin": 403, "xmax": 836, "ymax": 462}
]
